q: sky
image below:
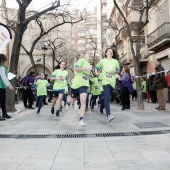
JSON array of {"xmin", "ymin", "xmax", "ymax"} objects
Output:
[{"xmin": 6, "ymin": 0, "xmax": 96, "ymax": 11}]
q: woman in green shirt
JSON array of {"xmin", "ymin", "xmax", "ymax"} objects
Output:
[
  {"xmin": 95, "ymin": 48, "xmax": 120, "ymax": 122},
  {"xmin": 50, "ymin": 61, "xmax": 69, "ymax": 117},
  {"xmin": 70, "ymin": 51, "xmax": 92, "ymax": 126},
  {"xmin": 0, "ymin": 54, "xmax": 14, "ymax": 120}
]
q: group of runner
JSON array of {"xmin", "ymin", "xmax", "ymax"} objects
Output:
[{"xmin": 39, "ymin": 47, "xmax": 120, "ymax": 127}]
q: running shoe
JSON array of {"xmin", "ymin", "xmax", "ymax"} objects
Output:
[
  {"xmin": 107, "ymin": 115, "xmax": 115, "ymax": 122},
  {"xmin": 51, "ymin": 107, "xmax": 54, "ymax": 114},
  {"xmin": 78, "ymin": 120, "xmax": 86, "ymax": 127},
  {"xmin": 75, "ymin": 104, "xmax": 79, "ymax": 111}
]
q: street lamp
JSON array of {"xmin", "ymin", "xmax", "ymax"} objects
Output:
[{"xmin": 41, "ymin": 45, "xmax": 48, "ymax": 74}]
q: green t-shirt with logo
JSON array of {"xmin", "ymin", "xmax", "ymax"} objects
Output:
[
  {"xmin": 71, "ymin": 58, "xmax": 90, "ymax": 89},
  {"xmin": 96, "ymin": 58, "xmax": 120, "ymax": 88},
  {"xmin": 51, "ymin": 69, "xmax": 68, "ymax": 91},
  {"xmin": 36, "ymin": 79, "xmax": 48, "ymax": 96},
  {"xmin": 91, "ymin": 77, "xmax": 101, "ymax": 95}
]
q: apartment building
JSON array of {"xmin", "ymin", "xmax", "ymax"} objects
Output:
[{"xmin": 106, "ymin": 0, "xmax": 170, "ymax": 76}]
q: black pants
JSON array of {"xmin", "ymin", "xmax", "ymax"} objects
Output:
[
  {"xmin": 150, "ymin": 91, "xmax": 157, "ymax": 103},
  {"xmin": 98, "ymin": 91, "xmax": 105, "ymax": 113},
  {"xmin": 132, "ymin": 90, "xmax": 137, "ymax": 100},
  {"xmin": 121, "ymin": 86, "xmax": 130, "ymax": 108},
  {"xmin": 91, "ymin": 95, "xmax": 99, "ymax": 109},
  {"xmin": 0, "ymin": 88, "xmax": 7, "ymax": 116},
  {"xmin": 22, "ymin": 88, "xmax": 33, "ymax": 108}
]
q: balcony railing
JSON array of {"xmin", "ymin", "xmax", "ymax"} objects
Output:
[{"xmin": 148, "ymin": 22, "xmax": 170, "ymax": 50}]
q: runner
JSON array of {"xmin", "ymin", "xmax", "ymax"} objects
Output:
[
  {"xmin": 70, "ymin": 51, "xmax": 92, "ymax": 126},
  {"xmin": 50, "ymin": 61, "xmax": 69, "ymax": 117},
  {"xmin": 36, "ymin": 73, "xmax": 49, "ymax": 113},
  {"xmin": 95, "ymin": 48, "xmax": 120, "ymax": 122}
]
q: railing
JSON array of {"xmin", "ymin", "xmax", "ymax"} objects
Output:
[{"xmin": 148, "ymin": 22, "xmax": 170, "ymax": 48}]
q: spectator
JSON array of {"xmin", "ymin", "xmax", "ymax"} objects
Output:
[
  {"xmin": 141, "ymin": 77, "xmax": 147, "ymax": 101},
  {"xmin": 0, "ymin": 54, "xmax": 14, "ymax": 120},
  {"xmin": 132, "ymin": 78, "xmax": 137, "ymax": 101},
  {"xmin": 152, "ymin": 59, "xmax": 166, "ymax": 110},
  {"xmin": 165, "ymin": 70, "xmax": 170, "ymax": 102},
  {"xmin": 21, "ymin": 71, "xmax": 35, "ymax": 109}
]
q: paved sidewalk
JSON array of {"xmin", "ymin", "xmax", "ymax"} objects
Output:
[{"xmin": 0, "ymin": 101, "xmax": 170, "ymax": 169}]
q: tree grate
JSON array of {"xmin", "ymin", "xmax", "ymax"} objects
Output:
[{"xmin": 0, "ymin": 130, "xmax": 170, "ymax": 139}]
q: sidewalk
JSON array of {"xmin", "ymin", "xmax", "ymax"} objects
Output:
[{"xmin": 0, "ymin": 101, "xmax": 170, "ymax": 169}]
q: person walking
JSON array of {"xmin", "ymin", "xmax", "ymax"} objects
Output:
[
  {"xmin": 36, "ymin": 73, "xmax": 49, "ymax": 113},
  {"xmin": 50, "ymin": 61, "xmax": 69, "ymax": 117},
  {"xmin": 95, "ymin": 48, "xmax": 120, "ymax": 121},
  {"xmin": 69, "ymin": 51, "xmax": 92, "ymax": 126},
  {"xmin": 153, "ymin": 59, "xmax": 166, "ymax": 110},
  {"xmin": 0, "ymin": 54, "xmax": 14, "ymax": 120}
]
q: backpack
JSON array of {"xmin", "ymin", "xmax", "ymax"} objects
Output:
[{"xmin": 20, "ymin": 76, "xmax": 29, "ymax": 86}]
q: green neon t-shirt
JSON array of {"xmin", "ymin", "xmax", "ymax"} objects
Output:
[
  {"xmin": 96, "ymin": 58, "xmax": 120, "ymax": 88},
  {"xmin": 36, "ymin": 79, "xmax": 48, "ymax": 96},
  {"xmin": 142, "ymin": 81, "xmax": 146, "ymax": 93},
  {"xmin": 91, "ymin": 77, "xmax": 101, "ymax": 95},
  {"xmin": 71, "ymin": 58, "xmax": 90, "ymax": 89},
  {"xmin": 51, "ymin": 69, "xmax": 68, "ymax": 90},
  {"xmin": 133, "ymin": 81, "xmax": 137, "ymax": 90}
]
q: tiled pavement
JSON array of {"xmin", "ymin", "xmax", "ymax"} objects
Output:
[{"xmin": 0, "ymin": 100, "xmax": 170, "ymax": 170}]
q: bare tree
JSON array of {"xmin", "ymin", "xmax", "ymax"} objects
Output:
[{"xmin": 113, "ymin": 0, "xmax": 157, "ymax": 110}]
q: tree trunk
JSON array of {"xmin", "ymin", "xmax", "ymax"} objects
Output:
[
  {"xmin": 29, "ymin": 53, "xmax": 38, "ymax": 75},
  {"xmin": 6, "ymin": 24, "xmax": 26, "ymax": 111}
]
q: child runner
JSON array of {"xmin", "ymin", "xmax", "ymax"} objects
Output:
[
  {"xmin": 0, "ymin": 54, "xmax": 14, "ymax": 120},
  {"xmin": 95, "ymin": 48, "xmax": 120, "ymax": 122},
  {"xmin": 50, "ymin": 61, "xmax": 69, "ymax": 117},
  {"xmin": 91, "ymin": 75, "xmax": 101, "ymax": 111},
  {"xmin": 36, "ymin": 73, "xmax": 49, "ymax": 113},
  {"xmin": 70, "ymin": 51, "xmax": 92, "ymax": 126}
]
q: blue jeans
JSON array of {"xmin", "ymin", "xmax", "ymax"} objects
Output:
[
  {"xmin": 37, "ymin": 95, "xmax": 46, "ymax": 111},
  {"xmin": 103, "ymin": 85, "xmax": 113, "ymax": 117},
  {"xmin": 98, "ymin": 91, "xmax": 105, "ymax": 113}
]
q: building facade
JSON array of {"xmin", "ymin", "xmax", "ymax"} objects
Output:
[{"xmin": 106, "ymin": 0, "xmax": 170, "ymax": 76}]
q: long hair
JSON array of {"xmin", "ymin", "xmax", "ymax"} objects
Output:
[
  {"xmin": 0, "ymin": 54, "xmax": 7, "ymax": 65},
  {"xmin": 104, "ymin": 48, "xmax": 119, "ymax": 60},
  {"xmin": 53, "ymin": 61, "xmax": 65, "ymax": 70}
]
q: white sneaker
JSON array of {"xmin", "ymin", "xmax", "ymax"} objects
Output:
[
  {"xmin": 77, "ymin": 109, "xmax": 80, "ymax": 115},
  {"xmin": 66, "ymin": 104, "xmax": 69, "ymax": 109},
  {"xmin": 75, "ymin": 104, "xmax": 79, "ymax": 111},
  {"xmin": 107, "ymin": 115, "xmax": 115, "ymax": 122},
  {"xmin": 78, "ymin": 120, "xmax": 86, "ymax": 126}
]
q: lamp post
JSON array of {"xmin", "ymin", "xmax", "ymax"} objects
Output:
[{"xmin": 41, "ymin": 45, "xmax": 48, "ymax": 74}]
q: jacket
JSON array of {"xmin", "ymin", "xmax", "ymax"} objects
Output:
[
  {"xmin": 152, "ymin": 64, "xmax": 166, "ymax": 90},
  {"xmin": 165, "ymin": 72, "xmax": 170, "ymax": 87}
]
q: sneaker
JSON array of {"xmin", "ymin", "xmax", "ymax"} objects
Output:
[
  {"xmin": 91, "ymin": 108, "xmax": 94, "ymax": 111},
  {"xmin": 85, "ymin": 108, "xmax": 89, "ymax": 112},
  {"xmin": 56, "ymin": 111, "xmax": 59, "ymax": 117},
  {"xmin": 75, "ymin": 104, "xmax": 79, "ymax": 111},
  {"xmin": 78, "ymin": 120, "xmax": 86, "ymax": 127},
  {"xmin": 96, "ymin": 101, "xmax": 100, "ymax": 110},
  {"xmin": 51, "ymin": 107, "xmax": 54, "ymax": 114},
  {"xmin": 107, "ymin": 115, "xmax": 115, "ymax": 122},
  {"xmin": 37, "ymin": 110, "xmax": 40, "ymax": 114}
]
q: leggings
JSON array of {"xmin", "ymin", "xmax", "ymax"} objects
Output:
[{"xmin": 91, "ymin": 95, "xmax": 99, "ymax": 109}]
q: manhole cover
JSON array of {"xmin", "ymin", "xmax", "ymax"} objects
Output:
[{"xmin": 133, "ymin": 122, "xmax": 170, "ymax": 129}]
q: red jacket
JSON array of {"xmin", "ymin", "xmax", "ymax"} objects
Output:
[{"xmin": 165, "ymin": 73, "xmax": 170, "ymax": 87}]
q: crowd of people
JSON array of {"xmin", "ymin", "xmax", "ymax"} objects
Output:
[{"xmin": 0, "ymin": 49, "xmax": 170, "ymax": 126}]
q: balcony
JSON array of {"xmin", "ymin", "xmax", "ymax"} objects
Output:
[
  {"xmin": 119, "ymin": 53, "xmax": 132, "ymax": 65},
  {"xmin": 148, "ymin": 22, "xmax": 170, "ymax": 51}
]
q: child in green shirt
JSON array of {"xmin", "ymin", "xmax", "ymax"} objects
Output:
[{"xmin": 36, "ymin": 73, "xmax": 48, "ymax": 113}]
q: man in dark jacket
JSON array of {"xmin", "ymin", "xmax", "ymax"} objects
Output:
[{"xmin": 152, "ymin": 59, "xmax": 166, "ymax": 110}]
